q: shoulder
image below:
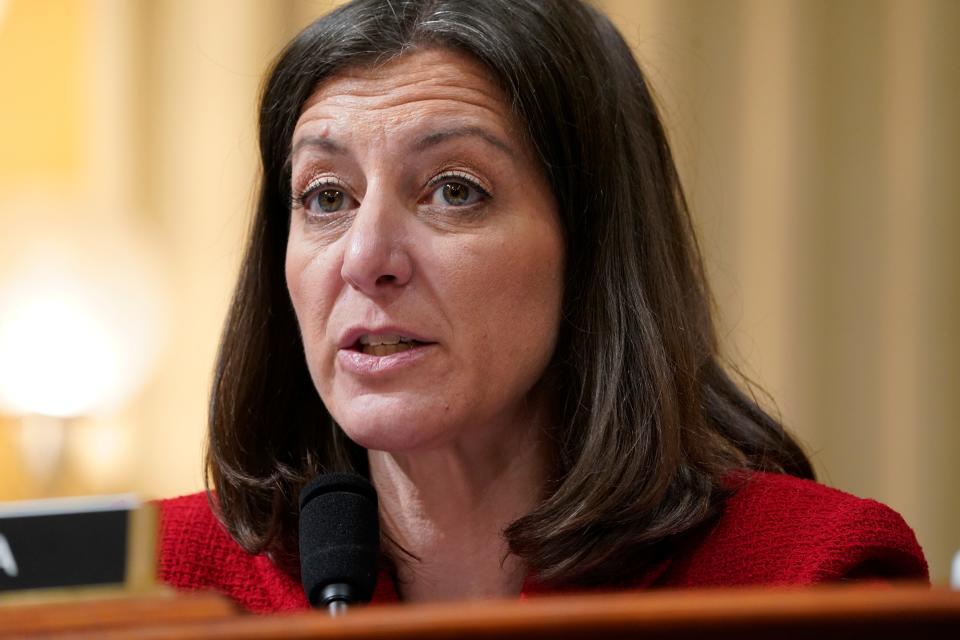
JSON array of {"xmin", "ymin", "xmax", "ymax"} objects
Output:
[
  {"xmin": 661, "ymin": 471, "xmax": 928, "ymax": 587},
  {"xmin": 155, "ymin": 492, "xmax": 235, "ymax": 585},
  {"xmin": 155, "ymin": 492, "xmax": 307, "ymax": 613}
]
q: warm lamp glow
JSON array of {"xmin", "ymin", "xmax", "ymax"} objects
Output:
[
  {"xmin": 0, "ymin": 193, "xmax": 168, "ymax": 493},
  {"xmin": 0, "ymin": 200, "xmax": 167, "ymax": 420},
  {"xmin": 0, "ymin": 289, "xmax": 123, "ymax": 417}
]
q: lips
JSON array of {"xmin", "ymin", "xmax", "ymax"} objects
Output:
[
  {"xmin": 336, "ymin": 328, "xmax": 438, "ymax": 377},
  {"xmin": 337, "ymin": 326, "xmax": 436, "ymax": 356},
  {"xmin": 355, "ymin": 334, "xmax": 426, "ymax": 356}
]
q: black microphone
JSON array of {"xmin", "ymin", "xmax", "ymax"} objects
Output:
[{"xmin": 299, "ymin": 473, "xmax": 380, "ymax": 615}]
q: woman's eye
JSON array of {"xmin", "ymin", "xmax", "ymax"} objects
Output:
[
  {"xmin": 429, "ymin": 178, "xmax": 488, "ymax": 207},
  {"xmin": 300, "ymin": 186, "xmax": 353, "ymax": 215},
  {"xmin": 314, "ymin": 189, "xmax": 345, "ymax": 212}
]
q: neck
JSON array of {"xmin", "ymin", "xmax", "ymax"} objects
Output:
[{"xmin": 368, "ymin": 404, "xmax": 550, "ymax": 602}]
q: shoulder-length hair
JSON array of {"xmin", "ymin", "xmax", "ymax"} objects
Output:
[{"xmin": 207, "ymin": 0, "xmax": 813, "ymax": 586}]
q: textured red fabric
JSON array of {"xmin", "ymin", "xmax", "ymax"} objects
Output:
[{"xmin": 156, "ymin": 472, "xmax": 928, "ymax": 613}]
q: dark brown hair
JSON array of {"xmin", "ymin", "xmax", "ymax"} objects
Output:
[{"xmin": 207, "ymin": 0, "xmax": 814, "ymax": 586}]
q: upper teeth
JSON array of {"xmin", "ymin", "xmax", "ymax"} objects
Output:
[{"xmin": 358, "ymin": 334, "xmax": 413, "ymax": 346}]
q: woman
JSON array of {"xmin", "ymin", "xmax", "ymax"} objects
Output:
[{"xmin": 158, "ymin": 0, "xmax": 927, "ymax": 612}]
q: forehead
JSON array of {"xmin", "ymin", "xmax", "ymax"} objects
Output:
[{"xmin": 293, "ymin": 48, "xmax": 518, "ymax": 144}]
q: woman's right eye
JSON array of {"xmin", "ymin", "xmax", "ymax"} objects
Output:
[
  {"xmin": 311, "ymin": 188, "xmax": 346, "ymax": 213},
  {"xmin": 296, "ymin": 181, "xmax": 355, "ymax": 215}
]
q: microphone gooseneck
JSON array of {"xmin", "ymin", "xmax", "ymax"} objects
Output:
[{"xmin": 298, "ymin": 473, "xmax": 380, "ymax": 616}]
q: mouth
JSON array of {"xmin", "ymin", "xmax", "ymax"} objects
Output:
[{"xmin": 350, "ymin": 334, "xmax": 430, "ymax": 357}]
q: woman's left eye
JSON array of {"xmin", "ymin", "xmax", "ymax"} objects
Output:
[{"xmin": 427, "ymin": 176, "xmax": 489, "ymax": 207}]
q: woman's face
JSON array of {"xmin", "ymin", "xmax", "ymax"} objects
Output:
[{"xmin": 286, "ymin": 48, "xmax": 564, "ymax": 452}]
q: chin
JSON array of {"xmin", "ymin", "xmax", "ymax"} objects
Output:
[
  {"xmin": 338, "ymin": 418, "xmax": 449, "ymax": 453},
  {"xmin": 331, "ymin": 395, "xmax": 457, "ymax": 453}
]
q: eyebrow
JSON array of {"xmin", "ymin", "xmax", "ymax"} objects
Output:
[
  {"xmin": 290, "ymin": 135, "xmax": 348, "ymax": 159},
  {"xmin": 289, "ymin": 125, "xmax": 517, "ymax": 163},
  {"xmin": 413, "ymin": 126, "xmax": 516, "ymax": 158}
]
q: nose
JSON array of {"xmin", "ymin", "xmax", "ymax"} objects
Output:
[{"xmin": 340, "ymin": 189, "xmax": 413, "ymax": 295}]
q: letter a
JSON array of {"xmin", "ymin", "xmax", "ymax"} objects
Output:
[{"xmin": 0, "ymin": 533, "xmax": 18, "ymax": 578}]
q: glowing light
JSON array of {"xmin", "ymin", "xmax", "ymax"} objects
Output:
[
  {"xmin": 0, "ymin": 200, "xmax": 167, "ymax": 420},
  {"xmin": 0, "ymin": 288, "xmax": 123, "ymax": 417},
  {"xmin": 0, "ymin": 193, "xmax": 167, "ymax": 496}
]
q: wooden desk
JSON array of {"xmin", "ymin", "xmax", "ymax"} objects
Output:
[
  {"xmin": 2, "ymin": 584, "xmax": 957, "ymax": 639},
  {"xmin": 0, "ymin": 591, "xmax": 234, "ymax": 637}
]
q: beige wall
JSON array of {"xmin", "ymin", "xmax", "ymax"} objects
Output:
[{"xmin": 0, "ymin": 0, "xmax": 957, "ymax": 582}]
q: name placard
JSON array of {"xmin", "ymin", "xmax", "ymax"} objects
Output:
[{"xmin": 0, "ymin": 495, "xmax": 155, "ymax": 596}]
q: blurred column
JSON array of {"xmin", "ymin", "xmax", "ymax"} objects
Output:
[
  {"xmin": 877, "ymin": 0, "xmax": 924, "ymax": 533},
  {"xmin": 132, "ymin": 0, "xmax": 294, "ymax": 498},
  {"xmin": 915, "ymin": 0, "xmax": 960, "ymax": 586},
  {"xmin": 730, "ymin": 0, "xmax": 801, "ymax": 428}
]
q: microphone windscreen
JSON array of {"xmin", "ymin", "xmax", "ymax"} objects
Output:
[{"xmin": 298, "ymin": 473, "xmax": 380, "ymax": 606}]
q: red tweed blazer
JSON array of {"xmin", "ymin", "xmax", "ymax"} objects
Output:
[{"xmin": 156, "ymin": 472, "xmax": 928, "ymax": 613}]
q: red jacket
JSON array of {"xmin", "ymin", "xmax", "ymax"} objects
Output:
[{"xmin": 156, "ymin": 472, "xmax": 928, "ymax": 613}]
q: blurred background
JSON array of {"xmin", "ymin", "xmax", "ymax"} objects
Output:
[{"xmin": 0, "ymin": 0, "xmax": 956, "ymax": 582}]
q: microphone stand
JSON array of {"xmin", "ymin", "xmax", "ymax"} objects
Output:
[{"xmin": 321, "ymin": 583, "xmax": 355, "ymax": 616}]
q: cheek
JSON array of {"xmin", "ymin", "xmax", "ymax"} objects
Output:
[
  {"xmin": 285, "ymin": 238, "xmax": 313, "ymax": 330},
  {"xmin": 285, "ymin": 234, "xmax": 338, "ymax": 376},
  {"xmin": 505, "ymin": 242, "xmax": 564, "ymax": 359},
  {"xmin": 447, "ymin": 221, "xmax": 565, "ymax": 386}
]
